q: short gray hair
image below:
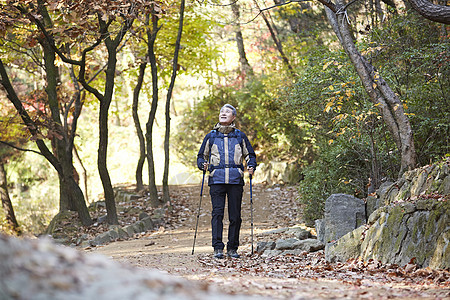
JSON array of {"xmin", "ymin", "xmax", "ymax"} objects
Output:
[{"xmin": 221, "ymin": 104, "xmax": 237, "ymax": 116}]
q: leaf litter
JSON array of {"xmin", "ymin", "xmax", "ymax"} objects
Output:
[{"xmin": 81, "ymin": 183, "xmax": 448, "ymax": 299}]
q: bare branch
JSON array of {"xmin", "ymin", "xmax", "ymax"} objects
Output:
[{"xmin": 0, "ymin": 141, "xmax": 43, "ymax": 156}]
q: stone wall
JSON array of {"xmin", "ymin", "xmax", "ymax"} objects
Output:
[{"xmin": 325, "ymin": 159, "xmax": 450, "ymax": 270}]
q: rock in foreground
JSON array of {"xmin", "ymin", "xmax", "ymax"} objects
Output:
[{"xmin": 0, "ymin": 234, "xmax": 256, "ymax": 300}]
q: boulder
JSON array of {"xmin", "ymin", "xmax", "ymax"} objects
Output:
[
  {"xmin": 275, "ymin": 238, "xmax": 299, "ymax": 250},
  {"xmin": 323, "ymin": 194, "xmax": 366, "ymax": 243},
  {"xmin": 326, "ymin": 199, "xmax": 449, "ymax": 269},
  {"xmin": 0, "ymin": 234, "xmax": 257, "ymax": 300},
  {"xmin": 325, "ymin": 225, "xmax": 366, "ymax": 263},
  {"xmin": 293, "ymin": 239, "xmax": 324, "ymax": 252},
  {"xmin": 360, "ymin": 199, "xmax": 449, "ymax": 269},
  {"xmin": 324, "ymin": 159, "xmax": 450, "ymax": 269},
  {"xmin": 256, "ymin": 241, "xmax": 276, "ymax": 254},
  {"xmin": 315, "ymin": 219, "xmax": 325, "ymax": 243},
  {"xmin": 286, "ymin": 227, "xmax": 312, "ymax": 240}
]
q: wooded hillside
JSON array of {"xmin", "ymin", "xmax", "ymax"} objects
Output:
[{"xmin": 0, "ymin": 0, "xmax": 448, "ymax": 233}]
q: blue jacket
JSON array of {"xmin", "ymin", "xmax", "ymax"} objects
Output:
[{"xmin": 197, "ymin": 128, "xmax": 256, "ymax": 185}]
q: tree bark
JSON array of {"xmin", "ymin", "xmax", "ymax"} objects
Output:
[
  {"xmin": 73, "ymin": 146, "xmax": 89, "ymax": 203},
  {"xmin": 132, "ymin": 62, "xmax": 147, "ymax": 192},
  {"xmin": 98, "ymin": 34, "xmax": 120, "ymax": 225},
  {"xmin": 146, "ymin": 11, "xmax": 163, "ymax": 207},
  {"xmin": 324, "ymin": 5, "xmax": 417, "ymax": 175},
  {"xmin": 38, "ymin": 3, "xmax": 92, "ymax": 225},
  {"xmin": 0, "ymin": 161, "xmax": 21, "ymax": 234},
  {"xmin": 407, "ymin": 0, "xmax": 450, "ymax": 24},
  {"xmin": 231, "ymin": 2, "xmax": 254, "ymax": 78},
  {"xmin": 0, "ymin": 58, "xmax": 94, "ymax": 226},
  {"xmin": 162, "ymin": 0, "xmax": 186, "ymax": 205}
]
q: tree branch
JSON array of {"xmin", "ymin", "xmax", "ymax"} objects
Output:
[
  {"xmin": 407, "ymin": 0, "xmax": 450, "ymax": 25},
  {"xmin": 0, "ymin": 141, "xmax": 43, "ymax": 156},
  {"xmin": 0, "ymin": 59, "xmax": 62, "ymax": 173}
]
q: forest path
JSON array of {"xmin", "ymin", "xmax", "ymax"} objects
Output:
[{"xmin": 88, "ymin": 184, "xmax": 449, "ymax": 299}]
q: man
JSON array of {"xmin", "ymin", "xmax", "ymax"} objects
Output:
[{"xmin": 197, "ymin": 104, "xmax": 256, "ymax": 259}]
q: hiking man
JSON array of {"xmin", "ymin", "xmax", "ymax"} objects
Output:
[{"xmin": 197, "ymin": 104, "xmax": 257, "ymax": 259}]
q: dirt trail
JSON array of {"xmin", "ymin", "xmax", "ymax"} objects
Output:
[{"xmin": 88, "ymin": 184, "xmax": 449, "ymax": 299}]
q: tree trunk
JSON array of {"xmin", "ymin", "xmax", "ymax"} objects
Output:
[
  {"xmin": 162, "ymin": 0, "xmax": 186, "ymax": 205},
  {"xmin": 231, "ymin": 2, "xmax": 254, "ymax": 78},
  {"xmin": 0, "ymin": 161, "xmax": 21, "ymax": 234},
  {"xmin": 146, "ymin": 11, "xmax": 163, "ymax": 207},
  {"xmin": 132, "ymin": 62, "xmax": 147, "ymax": 192},
  {"xmin": 38, "ymin": 6, "xmax": 92, "ymax": 225},
  {"xmin": 73, "ymin": 146, "xmax": 89, "ymax": 203},
  {"xmin": 87, "ymin": 16, "xmax": 134, "ymax": 225},
  {"xmin": 0, "ymin": 4, "xmax": 93, "ymax": 226},
  {"xmin": 324, "ymin": 6, "xmax": 417, "ymax": 175},
  {"xmin": 98, "ymin": 39, "xmax": 118, "ymax": 225}
]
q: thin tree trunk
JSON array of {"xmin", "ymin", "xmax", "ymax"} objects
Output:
[
  {"xmin": 86, "ymin": 15, "xmax": 134, "ymax": 225},
  {"xmin": 73, "ymin": 146, "xmax": 89, "ymax": 203},
  {"xmin": 231, "ymin": 2, "xmax": 254, "ymax": 78},
  {"xmin": 132, "ymin": 62, "xmax": 147, "ymax": 192},
  {"xmin": 0, "ymin": 161, "xmax": 21, "ymax": 234},
  {"xmin": 162, "ymin": 0, "xmax": 186, "ymax": 205},
  {"xmin": 146, "ymin": 11, "xmax": 163, "ymax": 206},
  {"xmin": 98, "ymin": 40, "xmax": 118, "ymax": 224},
  {"xmin": 253, "ymin": 0, "xmax": 295, "ymax": 76},
  {"xmin": 132, "ymin": 13, "xmax": 149, "ymax": 193}
]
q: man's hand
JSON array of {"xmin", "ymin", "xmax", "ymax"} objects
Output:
[
  {"xmin": 248, "ymin": 167, "xmax": 254, "ymax": 175},
  {"xmin": 203, "ymin": 162, "xmax": 209, "ymax": 171}
]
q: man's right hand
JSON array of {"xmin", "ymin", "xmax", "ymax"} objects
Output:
[{"xmin": 203, "ymin": 163, "xmax": 209, "ymax": 171}]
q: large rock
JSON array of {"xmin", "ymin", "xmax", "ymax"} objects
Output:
[
  {"xmin": 326, "ymin": 199, "xmax": 449, "ymax": 269},
  {"xmin": 370, "ymin": 159, "xmax": 450, "ymax": 213},
  {"xmin": 325, "ymin": 225, "xmax": 366, "ymax": 263},
  {"xmin": 0, "ymin": 234, "xmax": 256, "ymax": 300},
  {"xmin": 323, "ymin": 194, "xmax": 366, "ymax": 243},
  {"xmin": 360, "ymin": 200, "xmax": 449, "ymax": 269},
  {"xmin": 324, "ymin": 159, "xmax": 450, "ymax": 269}
]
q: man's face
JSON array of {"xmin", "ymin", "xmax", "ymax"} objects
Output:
[{"xmin": 219, "ymin": 107, "xmax": 236, "ymax": 126}]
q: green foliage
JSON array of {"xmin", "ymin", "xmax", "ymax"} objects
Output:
[
  {"xmin": 362, "ymin": 13, "xmax": 450, "ymax": 165},
  {"xmin": 298, "ymin": 140, "xmax": 356, "ymax": 226},
  {"xmin": 288, "ymin": 13, "xmax": 449, "ymax": 224},
  {"xmin": 4, "ymin": 149, "xmax": 59, "ymax": 234},
  {"xmin": 173, "ymin": 75, "xmax": 314, "ymax": 167}
]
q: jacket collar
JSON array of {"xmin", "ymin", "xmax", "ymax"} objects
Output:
[{"xmin": 213, "ymin": 122, "xmax": 236, "ymax": 134}]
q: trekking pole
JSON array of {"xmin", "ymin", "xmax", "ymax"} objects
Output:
[
  {"xmin": 192, "ymin": 169, "xmax": 206, "ymax": 255},
  {"xmin": 250, "ymin": 173, "xmax": 254, "ymax": 256}
]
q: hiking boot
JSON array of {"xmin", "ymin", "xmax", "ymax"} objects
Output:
[
  {"xmin": 227, "ymin": 249, "xmax": 240, "ymax": 258},
  {"xmin": 214, "ymin": 249, "xmax": 224, "ymax": 259}
]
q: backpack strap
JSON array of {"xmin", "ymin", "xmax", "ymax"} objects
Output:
[
  {"xmin": 208, "ymin": 130, "xmax": 217, "ymax": 154},
  {"xmin": 234, "ymin": 129, "xmax": 243, "ymax": 147}
]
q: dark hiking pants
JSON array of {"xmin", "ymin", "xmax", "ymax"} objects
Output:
[{"xmin": 209, "ymin": 184, "xmax": 243, "ymax": 251}]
